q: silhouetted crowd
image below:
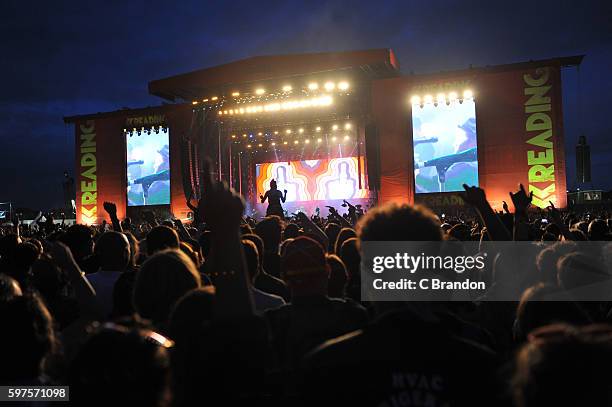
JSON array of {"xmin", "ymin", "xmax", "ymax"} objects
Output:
[{"xmin": 2, "ymin": 178, "xmax": 612, "ymax": 406}]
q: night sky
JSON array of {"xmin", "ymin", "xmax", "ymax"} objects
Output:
[{"xmin": 2, "ymin": 1, "xmax": 611, "ymax": 210}]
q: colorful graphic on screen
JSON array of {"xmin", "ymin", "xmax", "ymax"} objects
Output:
[
  {"xmin": 126, "ymin": 129, "xmax": 170, "ymax": 206},
  {"xmin": 412, "ymin": 99, "xmax": 478, "ymax": 193},
  {"xmin": 254, "ymin": 157, "xmax": 369, "ymax": 216}
]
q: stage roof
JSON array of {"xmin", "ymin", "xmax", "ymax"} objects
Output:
[{"xmin": 148, "ymin": 48, "xmax": 401, "ymax": 102}]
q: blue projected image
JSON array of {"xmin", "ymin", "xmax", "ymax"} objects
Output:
[
  {"xmin": 412, "ymin": 99, "xmax": 478, "ymax": 193},
  {"xmin": 126, "ymin": 129, "xmax": 170, "ymax": 206}
]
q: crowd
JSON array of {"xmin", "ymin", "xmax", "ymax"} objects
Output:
[{"xmin": 1, "ymin": 171, "xmax": 612, "ymax": 406}]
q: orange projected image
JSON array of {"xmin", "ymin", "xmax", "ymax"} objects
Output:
[{"xmin": 255, "ymin": 157, "xmax": 368, "ymax": 205}]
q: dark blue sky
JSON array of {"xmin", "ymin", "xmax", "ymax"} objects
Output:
[{"xmin": 1, "ymin": 0, "xmax": 611, "ymax": 209}]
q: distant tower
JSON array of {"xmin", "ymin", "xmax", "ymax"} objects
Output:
[{"xmin": 575, "ymin": 135, "xmax": 591, "ymax": 184}]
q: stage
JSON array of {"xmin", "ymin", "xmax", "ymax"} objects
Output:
[{"xmin": 64, "ymin": 49, "xmax": 581, "ymax": 224}]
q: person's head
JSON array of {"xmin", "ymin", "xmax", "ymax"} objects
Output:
[
  {"xmin": 270, "ymin": 179, "xmax": 277, "ymax": 190},
  {"xmin": 536, "ymin": 242, "xmax": 578, "ymax": 285},
  {"xmin": 513, "ymin": 324, "xmax": 612, "ymax": 407},
  {"xmin": 326, "ymin": 254, "xmax": 348, "ymax": 298},
  {"xmin": 357, "ymin": 203, "xmax": 443, "ymax": 242},
  {"xmin": 0, "ymin": 292, "xmax": 56, "ymax": 382},
  {"xmin": 514, "ymin": 283, "xmax": 591, "ymax": 342},
  {"xmin": 179, "ymin": 242, "xmax": 200, "ymax": 268},
  {"xmin": 255, "ymin": 216, "xmax": 282, "ymax": 254},
  {"xmin": 334, "ymin": 227, "xmax": 356, "ymax": 254},
  {"xmin": 111, "ymin": 271, "xmax": 137, "ymax": 319},
  {"xmin": 30, "ymin": 254, "xmax": 67, "ymax": 301},
  {"xmin": 133, "ymin": 250, "xmax": 201, "ymax": 328},
  {"xmin": 557, "ymin": 252, "xmax": 609, "ymax": 290},
  {"xmin": 11, "ymin": 242, "xmax": 41, "ymax": 285},
  {"xmin": 168, "ymin": 286, "xmax": 215, "ymax": 345},
  {"xmin": 59, "ymin": 224, "xmax": 94, "ymax": 262},
  {"xmin": 70, "ymin": 322, "xmax": 172, "ymax": 406},
  {"xmin": 324, "ymin": 222, "xmax": 341, "ymax": 252},
  {"xmin": 0, "ymin": 273, "xmax": 22, "ymax": 302},
  {"xmin": 283, "ymin": 223, "xmax": 300, "ymax": 240},
  {"xmin": 123, "ymin": 232, "xmax": 140, "ymax": 267},
  {"xmin": 588, "ymin": 219, "xmax": 609, "ymax": 241},
  {"xmin": 146, "ymin": 226, "xmax": 180, "ymax": 256},
  {"xmin": 241, "ymin": 239, "xmax": 260, "ymax": 281},
  {"xmin": 281, "ymin": 236, "xmax": 329, "ymax": 297},
  {"xmin": 95, "ymin": 232, "xmax": 130, "ymax": 271},
  {"xmin": 339, "ymin": 237, "xmax": 361, "ymax": 281},
  {"xmin": 198, "ymin": 230, "xmax": 212, "ymax": 258},
  {"xmin": 242, "ymin": 234, "xmax": 264, "ymax": 269}
]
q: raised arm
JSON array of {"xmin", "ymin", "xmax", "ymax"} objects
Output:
[
  {"xmin": 198, "ymin": 160, "xmax": 253, "ymax": 319},
  {"xmin": 281, "ymin": 189, "xmax": 287, "ymax": 203},
  {"xmin": 260, "ymin": 191, "xmax": 268, "ymax": 204},
  {"xmin": 103, "ymin": 201, "xmax": 123, "ymax": 232},
  {"xmin": 461, "ymin": 184, "xmax": 512, "ymax": 241}
]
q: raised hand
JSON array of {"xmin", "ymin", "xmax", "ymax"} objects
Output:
[
  {"xmin": 198, "ymin": 159, "xmax": 244, "ymax": 233},
  {"xmin": 103, "ymin": 201, "xmax": 117, "ymax": 217},
  {"xmin": 548, "ymin": 201, "xmax": 562, "ymax": 225},
  {"xmin": 461, "ymin": 184, "xmax": 488, "ymax": 209},
  {"xmin": 502, "ymin": 201, "xmax": 510, "ymax": 214},
  {"xmin": 509, "ymin": 184, "xmax": 532, "ymax": 214}
]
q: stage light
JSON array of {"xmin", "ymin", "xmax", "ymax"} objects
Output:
[
  {"xmin": 274, "ymin": 131, "xmax": 279, "ymax": 135},
  {"xmin": 247, "ymin": 144, "xmax": 252, "ymax": 148},
  {"xmin": 232, "ymin": 92, "xmax": 240, "ymax": 97},
  {"xmin": 229, "ymin": 109, "xmax": 234, "ymax": 114},
  {"xmin": 294, "ymin": 140, "xmax": 299, "ymax": 144},
  {"xmin": 316, "ymin": 126, "xmax": 321, "ymax": 132},
  {"xmin": 243, "ymin": 134, "xmax": 247, "ymax": 138},
  {"xmin": 410, "ymin": 95, "xmax": 421, "ymax": 105},
  {"xmin": 437, "ymin": 93, "xmax": 446, "ymax": 103},
  {"xmin": 192, "ymin": 101, "xmax": 198, "ymax": 105},
  {"xmin": 299, "ymin": 128, "xmax": 304, "ymax": 134},
  {"xmin": 203, "ymin": 98, "xmax": 209, "ymax": 102},
  {"xmin": 224, "ymin": 110, "xmax": 228, "ymax": 114},
  {"xmin": 271, "ymin": 142, "xmax": 276, "ymax": 146},
  {"xmin": 239, "ymin": 108, "xmax": 244, "ymax": 114},
  {"xmin": 284, "ymin": 141, "xmax": 288, "ymax": 145},
  {"xmin": 463, "ymin": 89, "xmax": 473, "ymax": 99},
  {"xmin": 424, "ymin": 94, "xmax": 433, "ymax": 103},
  {"xmin": 324, "ymin": 82, "xmax": 335, "ymax": 91},
  {"xmin": 338, "ymin": 81, "xmax": 349, "ymax": 90},
  {"xmin": 448, "ymin": 92, "xmax": 458, "ymax": 101},
  {"xmin": 317, "ymin": 138, "xmax": 322, "ymax": 143},
  {"xmin": 344, "ymin": 135, "xmax": 350, "ymax": 141},
  {"xmin": 308, "ymin": 82, "xmax": 319, "ymax": 90},
  {"xmin": 231, "ymin": 134, "xmax": 236, "ymax": 138},
  {"xmin": 123, "ymin": 128, "xmax": 127, "ymax": 132},
  {"xmin": 344, "ymin": 123, "xmax": 352, "ymax": 130},
  {"xmin": 305, "ymin": 139, "xmax": 310, "ymax": 144},
  {"xmin": 258, "ymin": 132, "xmax": 263, "ymax": 136},
  {"xmin": 258, "ymin": 143, "xmax": 263, "ymax": 147},
  {"xmin": 286, "ymin": 129, "xmax": 292, "ymax": 134},
  {"xmin": 255, "ymin": 88, "xmax": 265, "ymax": 95},
  {"xmin": 332, "ymin": 124, "xmax": 339, "ymax": 131},
  {"xmin": 331, "ymin": 136, "xmax": 337, "ymax": 142},
  {"xmin": 282, "ymin": 85, "xmax": 292, "ymax": 92},
  {"xmin": 211, "ymin": 96, "xmax": 218, "ymax": 101}
]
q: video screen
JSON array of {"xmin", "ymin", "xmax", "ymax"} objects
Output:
[
  {"xmin": 126, "ymin": 129, "xmax": 170, "ymax": 206},
  {"xmin": 412, "ymin": 99, "xmax": 478, "ymax": 193},
  {"xmin": 254, "ymin": 157, "xmax": 369, "ymax": 216}
]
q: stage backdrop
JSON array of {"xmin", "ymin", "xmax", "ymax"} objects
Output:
[{"xmin": 372, "ymin": 62, "xmax": 566, "ymax": 209}]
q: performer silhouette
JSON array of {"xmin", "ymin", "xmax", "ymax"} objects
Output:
[{"xmin": 260, "ymin": 179, "xmax": 287, "ymax": 218}]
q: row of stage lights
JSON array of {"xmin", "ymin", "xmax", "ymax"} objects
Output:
[
  {"xmin": 123, "ymin": 126, "xmax": 167, "ymax": 135},
  {"xmin": 229, "ymin": 122, "xmax": 353, "ymax": 140},
  {"xmin": 242, "ymin": 134, "xmax": 354, "ymax": 150},
  {"xmin": 219, "ymin": 95, "xmax": 332, "ymax": 116},
  {"xmin": 410, "ymin": 89, "xmax": 474, "ymax": 107},
  {"xmin": 191, "ymin": 81, "xmax": 350, "ymax": 106}
]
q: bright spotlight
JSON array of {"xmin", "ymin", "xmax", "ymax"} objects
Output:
[
  {"xmin": 192, "ymin": 101, "xmax": 198, "ymax": 105},
  {"xmin": 308, "ymin": 82, "xmax": 319, "ymax": 91},
  {"xmin": 463, "ymin": 89, "xmax": 473, "ymax": 99},
  {"xmin": 243, "ymin": 134, "xmax": 247, "ymax": 138},
  {"xmin": 338, "ymin": 81, "xmax": 349, "ymax": 90},
  {"xmin": 294, "ymin": 140, "xmax": 299, "ymax": 144},
  {"xmin": 271, "ymin": 142, "xmax": 276, "ymax": 146},
  {"xmin": 424, "ymin": 94, "xmax": 433, "ymax": 103},
  {"xmin": 317, "ymin": 138, "xmax": 322, "ymax": 143},
  {"xmin": 232, "ymin": 92, "xmax": 240, "ymax": 97},
  {"xmin": 231, "ymin": 134, "xmax": 236, "ymax": 138},
  {"xmin": 284, "ymin": 141, "xmax": 288, "ymax": 145},
  {"xmin": 305, "ymin": 139, "xmax": 310, "ymax": 144},
  {"xmin": 410, "ymin": 95, "xmax": 420, "ymax": 105},
  {"xmin": 258, "ymin": 143, "xmax": 262, "ymax": 147},
  {"xmin": 332, "ymin": 124, "xmax": 339, "ymax": 131},
  {"xmin": 286, "ymin": 129, "xmax": 292, "ymax": 134},
  {"xmin": 448, "ymin": 92, "xmax": 458, "ymax": 101},
  {"xmin": 255, "ymin": 88, "xmax": 265, "ymax": 95},
  {"xmin": 211, "ymin": 96, "xmax": 218, "ymax": 101},
  {"xmin": 315, "ymin": 126, "xmax": 321, "ymax": 132},
  {"xmin": 344, "ymin": 135, "xmax": 350, "ymax": 141},
  {"xmin": 344, "ymin": 123, "xmax": 352, "ymax": 130},
  {"xmin": 331, "ymin": 136, "xmax": 337, "ymax": 142},
  {"xmin": 298, "ymin": 128, "xmax": 304, "ymax": 134},
  {"xmin": 436, "ymin": 93, "xmax": 446, "ymax": 103},
  {"xmin": 274, "ymin": 131, "xmax": 279, "ymax": 135},
  {"xmin": 282, "ymin": 85, "xmax": 292, "ymax": 92},
  {"xmin": 324, "ymin": 82, "xmax": 335, "ymax": 91},
  {"xmin": 247, "ymin": 144, "xmax": 252, "ymax": 148},
  {"xmin": 258, "ymin": 132, "xmax": 263, "ymax": 136}
]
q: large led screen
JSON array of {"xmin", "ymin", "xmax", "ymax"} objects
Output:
[
  {"xmin": 254, "ymin": 157, "xmax": 369, "ymax": 216},
  {"xmin": 126, "ymin": 129, "xmax": 170, "ymax": 206},
  {"xmin": 412, "ymin": 99, "xmax": 478, "ymax": 193}
]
